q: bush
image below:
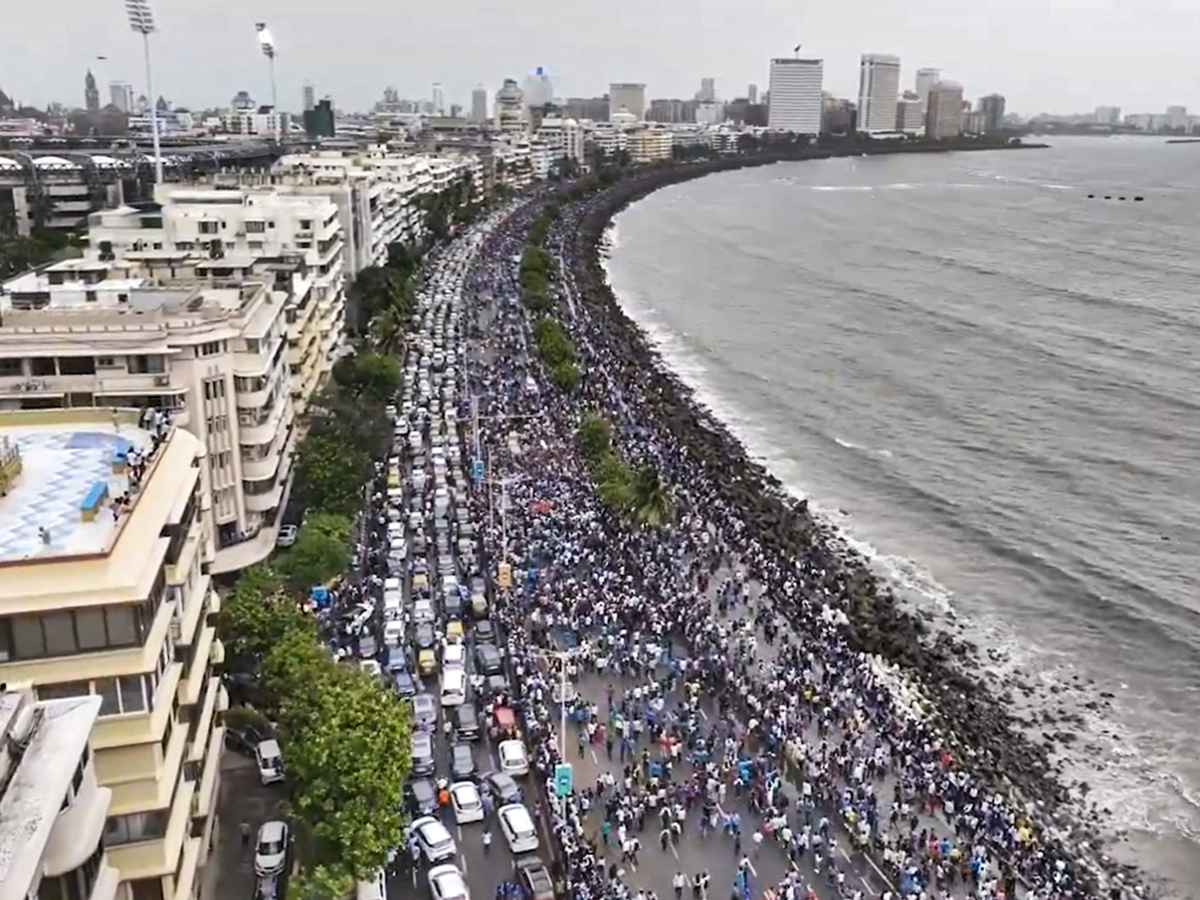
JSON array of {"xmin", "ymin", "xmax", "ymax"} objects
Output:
[{"xmin": 549, "ymin": 360, "xmax": 580, "ymax": 393}]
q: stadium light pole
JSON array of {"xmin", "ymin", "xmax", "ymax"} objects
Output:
[
  {"xmin": 125, "ymin": 0, "xmax": 163, "ymax": 184},
  {"xmin": 255, "ymin": 23, "xmax": 280, "ymax": 143}
]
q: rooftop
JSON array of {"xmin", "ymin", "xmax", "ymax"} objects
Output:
[
  {"xmin": 0, "ymin": 412, "xmax": 161, "ymax": 564},
  {"xmin": 0, "ymin": 689, "xmax": 102, "ymax": 897}
]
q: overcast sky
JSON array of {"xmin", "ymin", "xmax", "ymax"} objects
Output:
[{"xmin": 2, "ymin": 0, "xmax": 1197, "ymax": 116}]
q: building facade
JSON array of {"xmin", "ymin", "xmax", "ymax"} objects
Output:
[
  {"xmin": 914, "ymin": 68, "xmax": 940, "ymax": 105},
  {"xmin": 494, "ymin": 80, "xmax": 526, "ymax": 132},
  {"xmin": 978, "ymin": 93, "xmax": 1006, "ymax": 134},
  {"xmin": 767, "ymin": 58, "xmax": 824, "ymax": 134},
  {"xmin": 925, "ymin": 81, "xmax": 965, "ymax": 138},
  {"xmin": 0, "ymin": 405, "xmax": 224, "ymax": 900},
  {"xmin": 608, "ymin": 83, "xmax": 647, "ymax": 120},
  {"xmin": 471, "ymin": 87, "xmax": 488, "ymax": 123},
  {"xmin": 627, "ymin": 126, "xmax": 673, "ymax": 164},
  {"xmin": 895, "ymin": 90, "xmax": 925, "ymax": 133},
  {"xmin": 857, "ymin": 53, "xmax": 901, "ymax": 133}
]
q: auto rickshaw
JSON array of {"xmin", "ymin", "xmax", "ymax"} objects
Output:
[
  {"xmin": 469, "ymin": 591, "xmax": 488, "ymax": 618},
  {"xmin": 412, "ymin": 572, "xmax": 429, "ymax": 595},
  {"xmin": 417, "ymin": 647, "xmax": 437, "ymax": 676},
  {"xmin": 445, "ymin": 619, "xmax": 464, "ymax": 643}
]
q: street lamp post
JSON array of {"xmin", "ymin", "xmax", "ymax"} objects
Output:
[
  {"xmin": 255, "ymin": 24, "xmax": 280, "ymax": 143},
  {"xmin": 124, "ymin": 0, "xmax": 162, "ymax": 184}
]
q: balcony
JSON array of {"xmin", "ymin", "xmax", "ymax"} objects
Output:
[
  {"xmin": 0, "ymin": 371, "xmax": 182, "ymax": 399},
  {"xmin": 104, "ymin": 702, "xmax": 188, "ymax": 815},
  {"xmin": 178, "ymin": 622, "xmax": 215, "ymax": 707},
  {"xmin": 237, "ymin": 394, "xmax": 291, "ymax": 447},
  {"xmin": 90, "ymin": 661, "xmax": 182, "ymax": 753},
  {"xmin": 244, "ymin": 477, "xmax": 285, "ymax": 514},
  {"xmin": 106, "ymin": 774, "xmax": 195, "ymax": 880},
  {"xmin": 210, "ymin": 525, "xmax": 276, "ymax": 575},
  {"xmin": 190, "ymin": 722, "xmax": 225, "ymax": 825},
  {"xmin": 86, "ymin": 858, "xmax": 120, "ymax": 900}
]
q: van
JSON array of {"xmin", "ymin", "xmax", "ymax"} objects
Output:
[
  {"xmin": 356, "ymin": 868, "xmax": 387, "ymax": 900},
  {"xmin": 440, "ymin": 668, "xmax": 466, "ymax": 707}
]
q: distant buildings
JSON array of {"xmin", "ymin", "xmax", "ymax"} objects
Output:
[
  {"xmin": 609, "ymin": 83, "xmax": 647, "ymax": 120},
  {"xmin": 914, "ymin": 68, "xmax": 940, "ymax": 105},
  {"xmin": 648, "ymin": 98, "xmax": 689, "ymax": 123},
  {"xmin": 821, "ymin": 94, "xmax": 855, "ymax": 134},
  {"xmin": 566, "ymin": 96, "xmax": 610, "ymax": 122},
  {"xmin": 302, "ymin": 83, "xmax": 315, "ymax": 112},
  {"xmin": 523, "ymin": 68, "xmax": 553, "ymax": 109},
  {"xmin": 748, "ymin": 84, "xmax": 758, "ymax": 105},
  {"xmin": 857, "ymin": 53, "xmax": 901, "ymax": 132},
  {"xmin": 495, "ymin": 79, "xmax": 527, "ymax": 132},
  {"xmin": 1094, "ymin": 105, "xmax": 1121, "ymax": 125},
  {"xmin": 767, "ymin": 58, "xmax": 824, "ymax": 135},
  {"xmin": 84, "ymin": 69, "xmax": 100, "ymax": 112},
  {"xmin": 471, "ymin": 86, "xmax": 488, "ymax": 123},
  {"xmin": 697, "ymin": 78, "xmax": 716, "ymax": 102},
  {"xmin": 627, "ymin": 125, "xmax": 673, "ymax": 163},
  {"xmin": 109, "ymin": 81, "xmax": 134, "ymax": 112},
  {"xmin": 304, "ymin": 98, "xmax": 335, "ymax": 138},
  {"xmin": 925, "ymin": 81, "xmax": 964, "ymax": 138},
  {"xmin": 231, "ymin": 90, "xmax": 256, "ymax": 111},
  {"xmin": 978, "ymin": 93, "xmax": 1006, "ymax": 134},
  {"xmin": 431, "ymin": 83, "xmax": 446, "ymax": 116},
  {"xmin": 895, "ymin": 90, "xmax": 925, "ymax": 133}
]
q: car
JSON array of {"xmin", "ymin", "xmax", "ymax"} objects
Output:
[
  {"xmin": 255, "ymin": 739, "xmax": 285, "ymax": 785},
  {"xmin": 411, "ymin": 816, "xmax": 457, "ymax": 862},
  {"xmin": 485, "ymin": 771, "xmax": 523, "ymax": 805},
  {"xmin": 392, "ymin": 670, "xmax": 417, "ymax": 699},
  {"xmin": 412, "ymin": 599, "xmax": 435, "ymax": 623},
  {"xmin": 498, "ymin": 739, "xmax": 530, "ymax": 777},
  {"xmin": 225, "ymin": 722, "xmax": 269, "ymax": 756},
  {"xmin": 472, "ymin": 619, "xmax": 497, "ymax": 645},
  {"xmin": 254, "ymin": 820, "xmax": 289, "ymax": 876},
  {"xmin": 408, "ymin": 778, "xmax": 439, "ymax": 816},
  {"xmin": 515, "ymin": 857, "xmax": 556, "ymax": 900},
  {"xmin": 253, "ymin": 873, "xmax": 284, "ymax": 900},
  {"xmin": 275, "ymin": 524, "xmax": 298, "ymax": 548},
  {"xmin": 428, "ymin": 864, "xmax": 469, "ymax": 900},
  {"xmin": 412, "ymin": 693, "xmax": 437, "ymax": 729},
  {"xmin": 415, "ymin": 622, "xmax": 436, "ymax": 650},
  {"xmin": 483, "ymin": 673, "xmax": 510, "ymax": 697},
  {"xmin": 411, "ymin": 732, "xmax": 436, "ymax": 777},
  {"xmin": 452, "ymin": 702, "xmax": 480, "ymax": 741},
  {"xmin": 450, "ymin": 742, "xmax": 475, "ymax": 780},
  {"xmin": 449, "ymin": 780, "xmax": 484, "ymax": 824},
  {"xmin": 474, "ymin": 644, "xmax": 503, "ymax": 676},
  {"xmin": 498, "ymin": 803, "xmax": 540, "ymax": 854},
  {"xmin": 387, "ymin": 646, "xmax": 411, "ymax": 675}
]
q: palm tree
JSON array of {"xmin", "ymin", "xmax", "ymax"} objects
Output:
[
  {"xmin": 372, "ymin": 303, "xmax": 407, "ymax": 356},
  {"xmin": 629, "ymin": 465, "xmax": 672, "ymax": 528}
]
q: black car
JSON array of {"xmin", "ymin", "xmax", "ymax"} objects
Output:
[
  {"xmin": 450, "ymin": 742, "xmax": 476, "ymax": 780},
  {"xmin": 226, "ymin": 723, "xmax": 269, "ymax": 756},
  {"xmin": 474, "ymin": 644, "xmax": 503, "ymax": 675},
  {"xmin": 386, "ymin": 646, "xmax": 410, "ymax": 674},
  {"xmin": 392, "ymin": 670, "xmax": 417, "ymax": 699},
  {"xmin": 516, "ymin": 857, "xmax": 555, "ymax": 900},
  {"xmin": 453, "ymin": 703, "xmax": 480, "ymax": 741},
  {"xmin": 472, "ymin": 619, "xmax": 497, "ymax": 645},
  {"xmin": 484, "ymin": 673, "xmax": 510, "ymax": 697},
  {"xmin": 407, "ymin": 778, "xmax": 439, "ymax": 816},
  {"xmin": 485, "ymin": 771, "xmax": 522, "ymax": 805}
]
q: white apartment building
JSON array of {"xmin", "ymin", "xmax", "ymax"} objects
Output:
[
  {"xmin": 0, "ymin": 686, "xmax": 118, "ymax": 900},
  {"xmin": 857, "ymin": 53, "xmax": 902, "ymax": 133},
  {"xmin": 627, "ymin": 126, "xmax": 673, "ymax": 164},
  {"xmin": 767, "ymin": 58, "xmax": 824, "ymax": 134},
  {"xmin": 218, "ymin": 110, "xmax": 285, "ymax": 138},
  {"xmin": 0, "ymin": 404, "xmax": 224, "ymax": 900},
  {"xmin": 536, "ymin": 117, "xmax": 585, "ymax": 164},
  {"xmin": 582, "ymin": 122, "xmax": 629, "ymax": 159}
]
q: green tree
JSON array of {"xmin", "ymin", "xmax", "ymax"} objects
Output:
[
  {"xmin": 332, "ymin": 350, "xmax": 401, "ymax": 405},
  {"xmin": 293, "ymin": 429, "xmax": 371, "ymax": 518},
  {"xmin": 578, "ymin": 413, "xmax": 613, "ymax": 460},
  {"xmin": 276, "ymin": 514, "xmax": 350, "ymax": 593},
  {"xmin": 629, "ymin": 465, "xmax": 673, "ymax": 528},
  {"xmin": 215, "ymin": 567, "xmax": 313, "ymax": 674},
  {"xmin": 549, "ymin": 360, "xmax": 580, "ymax": 393}
]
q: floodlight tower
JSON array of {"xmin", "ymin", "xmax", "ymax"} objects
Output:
[
  {"xmin": 125, "ymin": 0, "xmax": 163, "ymax": 183},
  {"xmin": 255, "ymin": 23, "xmax": 280, "ymax": 142}
]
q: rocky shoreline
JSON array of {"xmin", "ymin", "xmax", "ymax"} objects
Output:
[{"xmin": 559, "ymin": 147, "xmax": 1150, "ymax": 895}]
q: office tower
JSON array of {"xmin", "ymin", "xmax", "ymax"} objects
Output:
[
  {"xmin": 608, "ymin": 83, "xmax": 647, "ymax": 120},
  {"xmin": 523, "ymin": 67, "xmax": 553, "ymax": 109},
  {"xmin": 84, "ymin": 69, "xmax": 100, "ymax": 112},
  {"xmin": 857, "ymin": 53, "xmax": 901, "ymax": 132},
  {"xmin": 431, "ymin": 82, "xmax": 446, "ymax": 115},
  {"xmin": 748, "ymin": 84, "xmax": 758, "ymax": 105},
  {"xmin": 698, "ymin": 78, "xmax": 715, "ymax": 102},
  {"xmin": 767, "ymin": 58, "xmax": 824, "ymax": 134},
  {"xmin": 915, "ymin": 68, "xmax": 940, "ymax": 104},
  {"xmin": 495, "ymin": 79, "xmax": 527, "ymax": 131},
  {"xmin": 978, "ymin": 93, "xmax": 1006, "ymax": 134},
  {"xmin": 109, "ymin": 81, "xmax": 134, "ymax": 112},
  {"xmin": 895, "ymin": 90, "xmax": 924, "ymax": 132},
  {"xmin": 925, "ymin": 81, "xmax": 964, "ymax": 138},
  {"xmin": 471, "ymin": 87, "xmax": 488, "ymax": 122},
  {"xmin": 302, "ymin": 83, "xmax": 315, "ymax": 111}
]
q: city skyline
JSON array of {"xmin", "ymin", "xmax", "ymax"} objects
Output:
[{"xmin": 1, "ymin": 0, "xmax": 1197, "ymax": 118}]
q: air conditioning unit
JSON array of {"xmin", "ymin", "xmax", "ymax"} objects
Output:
[{"xmin": 154, "ymin": 375, "xmax": 171, "ymax": 387}]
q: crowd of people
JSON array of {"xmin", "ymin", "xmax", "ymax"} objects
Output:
[{"xmin": 445, "ymin": 186, "xmax": 1146, "ymax": 900}]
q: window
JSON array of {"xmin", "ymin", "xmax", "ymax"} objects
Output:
[
  {"xmin": 0, "ymin": 603, "xmax": 151, "ymax": 661},
  {"xmin": 75, "ymin": 608, "xmax": 108, "ymax": 650},
  {"xmin": 38, "ymin": 681, "xmax": 90, "ymax": 701},
  {"xmin": 0, "ymin": 359, "xmax": 23, "ymax": 377},
  {"xmin": 198, "ymin": 341, "xmax": 222, "ymax": 358},
  {"xmin": 246, "ymin": 220, "xmax": 265, "ymax": 233},
  {"xmin": 198, "ymin": 221, "xmax": 219, "ymax": 235},
  {"xmin": 105, "ymin": 808, "xmax": 169, "ymax": 845},
  {"xmin": 118, "ymin": 674, "xmax": 147, "ymax": 713},
  {"xmin": 129, "ymin": 877, "xmax": 165, "ymax": 900}
]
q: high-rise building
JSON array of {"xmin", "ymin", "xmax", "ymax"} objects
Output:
[
  {"xmin": 698, "ymin": 78, "xmax": 716, "ymax": 102},
  {"xmin": 978, "ymin": 93, "xmax": 1006, "ymax": 134},
  {"xmin": 857, "ymin": 53, "xmax": 901, "ymax": 132},
  {"xmin": 914, "ymin": 68, "xmax": 940, "ymax": 105},
  {"xmin": 895, "ymin": 90, "xmax": 925, "ymax": 133},
  {"xmin": 471, "ymin": 87, "xmax": 488, "ymax": 123},
  {"xmin": 767, "ymin": 58, "xmax": 824, "ymax": 134},
  {"xmin": 431, "ymin": 83, "xmax": 446, "ymax": 116},
  {"xmin": 495, "ymin": 79, "xmax": 527, "ymax": 132},
  {"xmin": 1094, "ymin": 105, "xmax": 1121, "ymax": 125},
  {"xmin": 302, "ymin": 83, "xmax": 315, "ymax": 112},
  {"xmin": 566, "ymin": 97, "xmax": 610, "ymax": 122},
  {"xmin": 1166, "ymin": 105, "xmax": 1188, "ymax": 129},
  {"xmin": 748, "ymin": 84, "xmax": 758, "ymax": 105},
  {"xmin": 304, "ymin": 98, "xmax": 335, "ymax": 138},
  {"xmin": 925, "ymin": 81, "xmax": 964, "ymax": 138},
  {"xmin": 109, "ymin": 81, "xmax": 134, "ymax": 112},
  {"xmin": 523, "ymin": 67, "xmax": 553, "ymax": 109},
  {"xmin": 0, "ymin": 401, "xmax": 223, "ymax": 900},
  {"xmin": 84, "ymin": 69, "xmax": 100, "ymax": 112},
  {"xmin": 609, "ymin": 83, "xmax": 647, "ymax": 120}
]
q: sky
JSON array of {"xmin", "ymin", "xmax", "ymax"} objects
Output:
[{"xmin": 2, "ymin": 0, "xmax": 1198, "ymax": 117}]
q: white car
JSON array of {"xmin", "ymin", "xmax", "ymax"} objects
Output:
[
  {"xmin": 254, "ymin": 820, "xmax": 289, "ymax": 875},
  {"xmin": 254, "ymin": 739, "xmax": 284, "ymax": 785},
  {"xmin": 450, "ymin": 780, "xmax": 484, "ymax": 824},
  {"xmin": 428, "ymin": 865, "xmax": 469, "ymax": 900},
  {"xmin": 275, "ymin": 525, "xmax": 298, "ymax": 548},
  {"xmin": 498, "ymin": 739, "xmax": 529, "ymax": 777},
  {"xmin": 411, "ymin": 816, "xmax": 457, "ymax": 862},
  {"xmin": 497, "ymin": 803, "xmax": 540, "ymax": 854}
]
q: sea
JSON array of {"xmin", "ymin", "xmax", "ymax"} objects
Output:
[{"xmin": 602, "ymin": 136, "xmax": 1200, "ymax": 897}]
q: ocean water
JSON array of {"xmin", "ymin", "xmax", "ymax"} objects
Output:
[{"xmin": 603, "ymin": 136, "xmax": 1200, "ymax": 897}]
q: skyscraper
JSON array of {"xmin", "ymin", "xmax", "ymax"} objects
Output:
[
  {"xmin": 978, "ymin": 94, "xmax": 1006, "ymax": 134},
  {"xmin": 767, "ymin": 58, "xmax": 823, "ymax": 134},
  {"xmin": 914, "ymin": 68, "xmax": 940, "ymax": 104},
  {"xmin": 431, "ymin": 83, "xmax": 446, "ymax": 116},
  {"xmin": 494, "ymin": 79, "xmax": 526, "ymax": 131},
  {"xmin": 609, "ymin": 83, "xmax": 647, "ymax": 120},
  {"xmin": 698, "ymin": 78, "xmax": 715, "ymax": 102},
  {"xmin": 748, "ymin": 84, "xmax": 758, "ymax": 105},
  {"xmin": 109, "ymin": 82, "xmax": 133, "ymax": 112},
  {"xmin": 84, "ymin": 69, "xmax": 99, "ymax": 112},
  {"xmin": 925, "ymin": 81, "xmax": 964, "ymax": 138},
  {"xmin": 857, "ymin": 53, "xmax": 901, "ymax": 132},
  {"xmin": 471, "ymin": 86, "xmax": 488, "ymax": 123},
  {"xmin": 302, "ymin": 83, "xmax": 315, "ymax": 112},
  {"xmin": 523, "ymin": 67, "xmax": 554, "ymax": 109}
]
